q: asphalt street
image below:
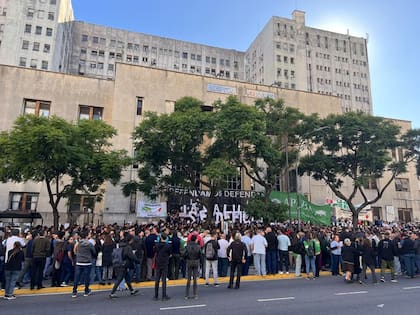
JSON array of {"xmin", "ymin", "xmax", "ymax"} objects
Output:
[{"xmin": 2, "ymin": 276, "xmax": 420, "ymax": 315}]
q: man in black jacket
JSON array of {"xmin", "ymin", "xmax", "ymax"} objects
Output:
[
  {"xmin": 109, "ymin": 234, "xmax": 140, "ymax": 298},
  {"xmin": 184, "ymin": 234, "xmax": 201, "ymax": 299},
  {"xmin": 377, "ymin": 231, "xmax": 397, "ymax": 282},
  {"xmin": 226, "ymin": 233, "xmax": 247, "ymax": 289},
  {"xmin": 154, "ymin": 234, "xmax": 172, "ymax": 301}
]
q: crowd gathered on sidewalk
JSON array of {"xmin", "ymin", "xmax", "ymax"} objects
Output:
[{"xmin": 0, "ymin": 216, "xmax": 419, "ymax": 301}]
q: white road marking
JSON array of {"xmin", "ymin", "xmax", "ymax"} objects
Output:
[
  {"xmin": 160, "ymin": 304, "xmax": 206, "ymax": 311},
  {"xmin": 334, "ymin": 291, "xmax": 368, "ymax": 296},
  {"xmin": 403, "ymin": 286, "xmax": 420, "ymax": 290},
  {"xmin": 257, "ymin": 297, "xmax": 295, "ymax": 302},
  {"xmin": 377, "ymin": 304, "xmax": 384, "ymax": 308}
]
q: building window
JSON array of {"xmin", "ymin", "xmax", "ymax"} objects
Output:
[
  {"xmin": 9, "ymin": 192, "xmax": 39, "ymax": 211},
  {"xmin": 182, "ymin": 52, "xmax": 188, "ymax": 59},
  {"xmin": 225, "ymin": 168, "xmax": 242, "ymax": 190},
  {"xmin": 50, "ymin": 0, "xmax": 57, "ymax": 4},
  {"xmin": 79, "ymin": 105, "xmax": 103, "ymax": 120},
  {"xmin": 30, "ymin": 59, "xmax": 37, "ymax": 69},
  {"xmin": 365, "ymin": 177, "xmax": 378, "ymax": 190},
  {"xmin": 22, "ymin": 40, "xmax": 29, "ymax": 50},
  {"xmin": 48, "ymin": 12, "xmax": 54, "ymax": 20},
  {"xmin": 108, "ymin": 64, "xmax": 114, "ymax": 71},
  {"xmin": 35, "ymin": 26, "xmax": 42, "ymax": 35},
  {"xmin": 33, "ymin": 42, "xmax": 40, "ymax": 51},
  {"xmin": 136, "ymin": 97, "xmax": 143, "ymax": 115},
  {"xmin": 398, "ymin": 208, "xmax": 412, "ymax": 223},
  {"xmin": 46, "ymin": 28, "xmax": 53, "ymax": 36},
  {"xmin": 69, "ymin": 194, "xmax": 95, "ymax": 213},
  {"xmin": 211, "ymin": 57, "xmax": 216, "ymax": 64},
  {"xmin": 82, "ymin": 34, "xmax": 88, "ymax": 42},
  {"xmin": 41, "ymin": 60, "xmax": 48, "ymax": 70},
  {"xmin": 395, "ymin": 178, "xmax": 409, "ymax": 192},
  {"xmin": 92, "ymin": 36, "xmax": 99, "ymax": 44},
  {"xmin": 97, "ymin": 62, "xmax": 104, "ymax": 69},
  {"xmin": 23, "ymin": 99, "xmax": 51, "ymax": 117},
  {"xmin": 43, "ymin": 44, "xmax": 50, "ymax": 53},
  {"xmin": 25, "ymin": 24, "xmax": 32, "ymax": 33},
  {"xmin": 19, "ymin": 57, "xmax": 27, "ymax": 67}
]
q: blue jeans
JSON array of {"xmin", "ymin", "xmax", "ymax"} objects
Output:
[
  {"xmin": 415, "ymin": 254, "xmax": 420, "ymax": 275},
  {"xmin": 305, "ymin": 255, "xmax": 316, "ymax": 276},
  {"xmin": 5, "ymin": 270, "xmax": 19, "ymax": 296},
  {"xmin": 278, "ymin": 250, "xmax": 289, "ymax": 272},
  {"xmin": 134, "ymin": 263, "xmax": 141, "ymax": 282},
  {"xmin": 266, "ymin": 250, "xmax": 278, "ymax": 274},
  {"xmin": 218, "ymin": 258, "xmax": 229, "ymax": 277},
  {"xmin": 331, "ymin": 254, "xmax": 341, "ymax": 275},
  {"xmin": 403, "ymin": 253, "xmax": 416, "ymax": 277},
  {"xmin": 242, "ymin": 256, "xmax": 251, "ymax": 276},
  {"xmin": 73, "ymin": 264, "xmax": 92, "ymax": 294},
  {"xmin": 61, "ymin": 261, "xmax": 73, "ymax": 284},
  {"xmin": 253, "ymin": 253, "xmax": 266, "ymax": 276}
]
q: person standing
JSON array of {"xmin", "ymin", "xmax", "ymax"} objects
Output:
[
  {"xmin": 217, "ymin": 234, "xmax": 229, "ymax": 278},
  {"xmin": 341, "ymin": 238, "xmax": 359, "ymax": 283},
  {"xmin": 4, "ymin": 241, "xmax": 24, "ymax": 300},
  {"xmin": 226, "ymin": 233, "xmax": 247, "ymax": 289},
  {"xmin": 241, "ymin": 230, "xmax": 252, "ymax": 276},
  {"xmin": 401, "ymin": 232, "xmax": 416, "ymax": 278},
  {"xmin": 292, "ymin": 232, "xmax": 305, "ymax": 278},
  {"xmin": 250, "ymin": 229, "xmax": 268, "ymax": 276},
  {"xmin": 303, "ymin": 232, "xmax": 316, "ymax": 280},
  {"xmin": 330, "ymin": 234, "xmax": 343, "ymax": 276},
  {"xmin": 169, "ymin": 230, "xmax": 181, "ymax": 280},
  {"xmin": 204, "ymin": 232, "xmax": 220, "ymax": 286},
  {"xmin": 109, "ymin": 234, "xmax": 140, "ymax": 298},
  {"xmin": 184, "ymin": 234, "xmax": 201, "ymax": 299},
  {"xmin": 4, "ymin": 229, "xmax": 25, "ymax": 263},
  {"xmin": 101, "ymin": 233, "xmax": 116, "ymax": 285},
  {"xmin": 16, "ymin": 232, "xmax": 33, "ymax": 288},
  {"xmin": 277, "ymin": 229, "xmax": 291, "ymax": 274},
  {"xmin": 51, "ymin": 231, "xmax": 66, "ymax": 287},
  {"xmin": 31, "ymin": 230, "xmax": 50, "ymax": 290},
  {"xmin": 72, "ymin": 231, "xmax": 96, "ymax": 298},
  {"xmin": 145, "ymin": 227, "xmax": 158, "ymax": 281},
  {"xmin": 265, "ymin": 227, "xmax": 278, "ymax": 275},
  {"xmin": 153, "ymin": 234, "xmax": 172, "ymax": 301}
]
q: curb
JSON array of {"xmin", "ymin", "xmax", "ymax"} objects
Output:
[{"xmin": 11, "ymin": 270, "xmax": 380, "ymax": 296}]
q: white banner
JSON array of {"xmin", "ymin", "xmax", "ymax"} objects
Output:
[{"xmin": 137, "ymin": 201, "xmax": 167, "ymax": 218}]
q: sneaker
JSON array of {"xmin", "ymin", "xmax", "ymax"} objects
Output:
[
  {"xmin": 380, "ymin": 278, "xmax": 385, "ymax": 283},
  {"xmin": 214, "ymin": 283, "xmax": 219, "ymax": 287},
  {"xmin": 184, "ymin": 296, "xmax": 189, "ymax": 300},
  {"xmin": 109, "ymin": 293, "xmax": 118, "ymax": 299},
  {"xmin": 5, "ymin": 295, "xmax": 16, "ymax": 300},
  {"xmin": 205, "ymin": 283, "xmax": 209, "ymax": 287},
  {"xmin": 83, "ymin": 290, "xmax": 91, "ymax": 297},
  {"xmin": 279, "ymin": 271, "xmax": 284, "ymax": 274},
  {"xmin": 72, "ymin": 293, "xmax": 77, "ymax": 298},
  {"xmin": 194, "ymin": 295, "xmax": 198, "ymax": 300},
  {"xmin": 61, "ymin": 282, "xmax": 69, "ymax": 287},
  {"xmin": 391, "ymin": 279, "xmax": 398, "ymax": 283},
  {"xmin": 286, "ymin": 272, "xmax": 289, "ymax": 274},
  {"xmin": 130, "ymin": 289, "xmax": 139, "ymax": 296}
]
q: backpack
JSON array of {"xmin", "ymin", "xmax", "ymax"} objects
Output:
[
  {"xmin": 205, "ymin": 241, "xmax": 215, "ymax": 260},
  {"xmin": 306, "ymin": 241, "xmax": 315, "ymax": 257},
  {"xmin": 112, "ymin": 247, "xmax": 124, "ymax": 267}
]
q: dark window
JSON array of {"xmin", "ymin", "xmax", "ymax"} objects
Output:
[
  {"xmin": 136, "ymin": 97, "xmax": 143, "ymax": 115},
  {"xmin": 9, "ymin": 192, "xmax": 39, "ymax": 211}
]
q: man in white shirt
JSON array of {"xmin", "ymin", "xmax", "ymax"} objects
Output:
[
  {"xmin": 250, "ymin": 229, "xmax": 267, "ymax": 276},
  {"xmin": 241, "ymin": 230, "xmax": 252, "ymax": 276},
  {"xmin": 5, "ymin": 229, "xmax": 25, "ymax": 262},
  {"xmin": 217, "ymin": 234, "xmax": 229, "ymax": 277},
  {"xmin": 277, "ymin": 229, "xmax": 291, "ymax": 274}
]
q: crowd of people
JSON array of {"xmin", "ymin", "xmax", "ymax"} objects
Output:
[{"xmin": 0, "ymin": 217, "xmax": 419, "ymax": 301}]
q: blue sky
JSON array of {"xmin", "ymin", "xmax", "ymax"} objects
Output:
[{"xmin": 72, "ymin": 0, "xmax": 420, "ymax": 128}]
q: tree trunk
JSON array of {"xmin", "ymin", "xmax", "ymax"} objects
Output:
[
  {"xmin": 352, "ymin": 211, "xmax": 359, "ymax": 228},
  {"xmin": 52, "ymin": 206, "xmax": 60, "ymax": 231}
]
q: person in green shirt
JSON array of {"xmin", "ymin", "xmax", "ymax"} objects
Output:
[{"xmin": 303, "ymin": 232, "xmax": 316, "ymax": 280}]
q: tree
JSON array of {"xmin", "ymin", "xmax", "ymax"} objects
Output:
[
  {"xmin": 125, "ymin": 97, "xmax": 238, "ymax": 222},
  {"xmin": 0, "ymin": 115, "xmax": 131, "ymax": 229},
  {"xmin": 401, "ymin": 128, "xmax": 420, "ymax": 176},
  {"xmin": 298, "ymin": 112, "xmax": 412, "ymax": 226},
  {"xmin": 212, "ymin": 97, "xmax": 310, "ymax": 222}
]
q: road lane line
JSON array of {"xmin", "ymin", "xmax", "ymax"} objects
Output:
[
  {"xmin": 403, "ymin": 286, "xmax": 420, "ymax": 290},
  {"xmin": 257, "ymin": 297, "xmax": 295, "ymax": 302},
  {"xmin": 334, "ymin": 291, "xmax": 368, "ymax": 296},
  {"xmin": 160, "ymin": 304, "xmax": 206, "ymax": 311}
]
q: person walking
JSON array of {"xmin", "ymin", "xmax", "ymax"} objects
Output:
[
  {"xmin": 184, "ymin": 234, "xmax": 201, "ymax": 299},
  {"xmin": 226, "ymin": 233, "xmax": 247, "ymax": 289},
  {"xmin": 153, "ymin": 233, "xmax": 172, "ymax": 301},
  {"xmin": 359, "ymin": 237, "xmax": 378, "ymax": 284},
  {"xmin": 109, "ymin": 234, "xmax": 140, "ymax": 298},
  {"xmin": 341, "ymin": 238, "xmax": 359, "ymax": 283},
  {"xmin": 72, "ymin": 231, "xmax": 96, "ymax": 298},
  {"xmin": 377, "ymin": 231, "xmax": 397, "ymax": 282},
  {"xmin": 4, "ymin": 241, "xmax": 24, "ymax": 300}
]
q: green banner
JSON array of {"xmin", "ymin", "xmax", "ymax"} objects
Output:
[{"xmin": 270, "ymin": 191, "xmax": 332, "ymax": 225}]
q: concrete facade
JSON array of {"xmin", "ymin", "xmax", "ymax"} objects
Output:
[
  {"xmin": 245, "ymin": 11, "xmax": 372, "ymax": 114},
  {"xmin": 0, "ymin": 63, "xmax": 418, "ymax": 226}
]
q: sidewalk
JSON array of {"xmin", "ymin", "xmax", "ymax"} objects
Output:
[{"xmin": 12, "ymin": 271, "xmax": 337, "ymax": 296}]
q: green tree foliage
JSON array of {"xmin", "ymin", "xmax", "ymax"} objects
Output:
[
  {"xmin": 401, "ymin": 128, "xmax": 420, "ymax": 176},
  {"xmin": 298, "ymin": 112, "xmax": 411, "ymax": 226},
  {"xmin": 0, "ymin": 115, "xmax": 130, "ymax": 229}
]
